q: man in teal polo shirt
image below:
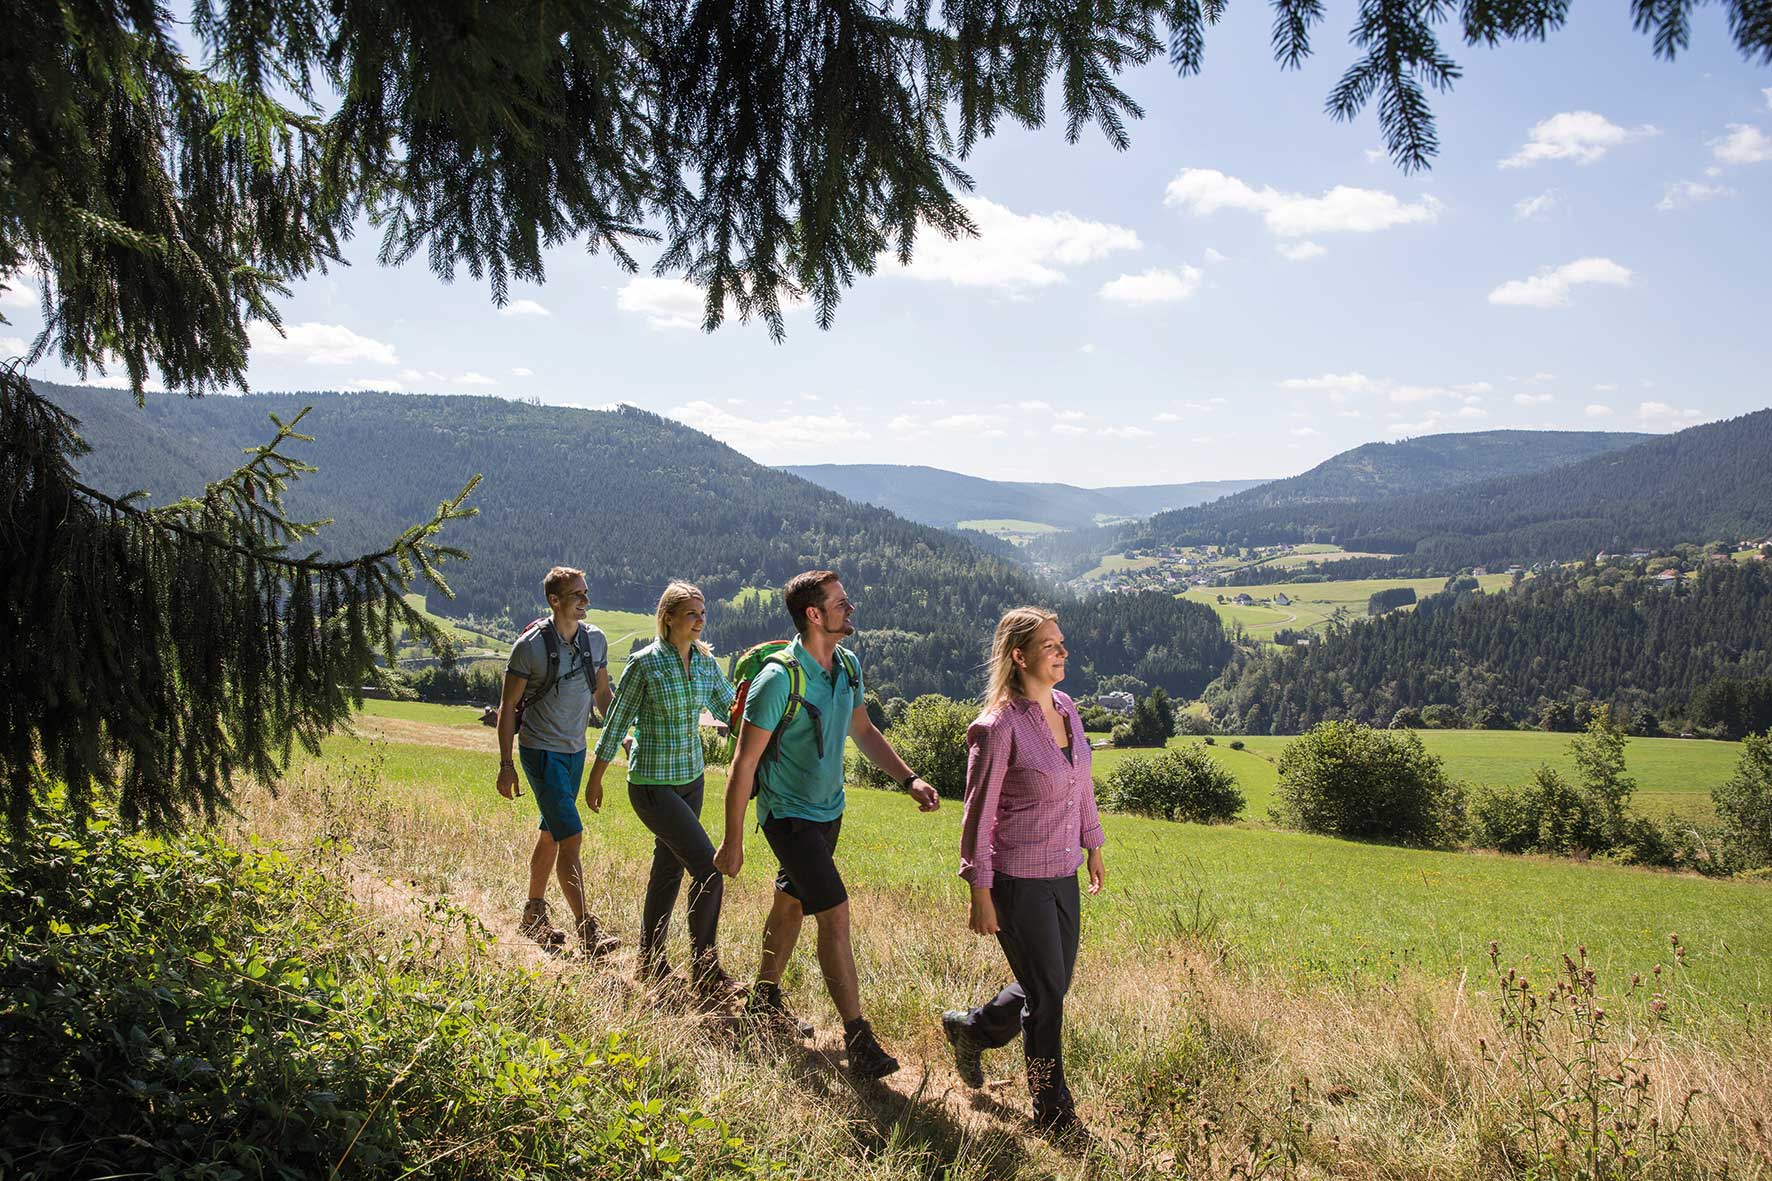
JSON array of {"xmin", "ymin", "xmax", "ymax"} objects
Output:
[{"xmin": 713, "ymin": 570, "xmax": 940, "ymax": 1079}]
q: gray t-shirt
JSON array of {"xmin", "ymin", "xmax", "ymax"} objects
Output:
[{"xmin": 507, "ymin": 622, "xmax": 608, "ymax": 754}]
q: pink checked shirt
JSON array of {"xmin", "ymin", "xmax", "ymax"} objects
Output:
[{"xmin": 959, "ymin": 690, "xmax": 1106, "ymax": 889}]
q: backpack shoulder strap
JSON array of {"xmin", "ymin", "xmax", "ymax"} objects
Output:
[
  {"xmin": 763, "ymin": 650, "xmax": 807, "ymax": 729},
  {"xmin": 835, "ymin": 646, "xmax": 860, "ymax": 692},
  {"xmin": 522, "ymin": 619, "xmax": 562, "ymax": 706}
]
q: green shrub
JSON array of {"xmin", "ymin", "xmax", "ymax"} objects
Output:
[
  {"xmin": 1102, "ymin": 746, "xmax": 1243, "ymax": 823},
  {"xmin": 1714, "ymin": 731, "xmax": 1772, "ymax": 870},
  {"xmin": 701, "ymin": 725, "xmax": 732, "ymax": 767},
  {"xmin": 1202, "ymin": 735, "xmax": 1215, "ymax": 746},
  {"xmin": 1420, "ymin": 703, "xmax": 1460, "ymax": 730},
  {"xmin": 0, "ymin": 817, "xmax": 768, "ymax": 1180},
  {"xmin": 1110, "ymin": 722, "xmax": 1134, "ymax": 747},
  {"xmin": 849, "ymin": 693, "xmax": 973, "ymax": 798},
  {"xmin": 1228, "ymin": 739, "xmax": 1245, "ymax": 751},
  {"xmin": 1471, "ymin": 710, "xmax": 1641, "ymax": 858},
  {"xmin": 1271, "ymin": 720, "xmax": 1467, "ymax": 847}
]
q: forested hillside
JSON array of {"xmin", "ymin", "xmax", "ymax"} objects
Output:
[
  {"xmin": 1032, "ymin": 428, "xmax": 1652, "ymax": 571},
  {"xmin": 1124, "ymin": 412, "xmax": 1772, "ymax": 570},
  {"xmin": 784, "ymin": 464, "xmax": 1260, "ymax": 529},
  {"xmin": 40, "ymin": 384, "xmax": 1229, "ymax": 700},
  {"xmin": 1210, "ymin": 561, "xmax": 1772, "ymax": 733}
]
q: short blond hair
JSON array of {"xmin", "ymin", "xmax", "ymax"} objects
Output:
[
  {"xmin": 655, "ymin": 580, "xmax": 713, "ymax": 656},
  {"xmin": 542, "ymin": 565, "xmax": 585, "ymax": 604}
]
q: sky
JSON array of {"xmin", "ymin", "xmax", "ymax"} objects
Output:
[{"xmin": 5, "ymin": 5, "xmax": 1770, "ymax": 486}]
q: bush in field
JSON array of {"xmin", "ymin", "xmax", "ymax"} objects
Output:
[
  {"xmin": 1421, "ymin": 703, "xmax": 1461, "ymax": 729},
  {"xmin": 702, "ymin": 726, "xmax": 732, "ymax": 767},
  {"xmin": 1472, "ymin": 766, "xmax": 1618, "ymax": 856},
  {"xmin": 1390, "ymin": 706, "xmax": 1422, "ymax": 729},
  {"xmin": 1714, "ymin": 731, "xmax": 1772, "ymax": 870},
  {"xmin": 850, "ymin": 693, "xmax": 973, "ymax": 799},
  {"xmin": 0, "ymin": 814, "xmax": 765, "ymax": 1180},
  {"xmin": 1125, "ymin": 688, "xmax": 1175, "ymax": 747},
  {"xmin": 1272, "ymin": 720, "xmax": 1466, "ymax": 847},
  {"xmin": 1102, "ymin": 746, "xmax": 1243, "ymax": 823}
]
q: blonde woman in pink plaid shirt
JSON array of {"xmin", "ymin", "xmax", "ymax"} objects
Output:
[{"xmin": 942, "ymin": 607, "xmax": 1106, "ymax": 1138}]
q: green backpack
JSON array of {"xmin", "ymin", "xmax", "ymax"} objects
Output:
[{"xmin": 725, "ymin": 640, "xmax": 859, "ymax": 791}]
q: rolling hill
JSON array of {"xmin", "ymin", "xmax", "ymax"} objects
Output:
[
  {"xmin": 783, "ymin": 463, "xmax": 1262, "ymax": 530},
  {"xmin": 35, "ymin": 382, "xmax": 1229, "ymax": 701}
]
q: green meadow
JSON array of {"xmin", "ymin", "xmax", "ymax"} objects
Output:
[
  {"xmin": 325, "ymin": 714, "xmax": 1772, "ymax": 1014},
  {"xmin": 1084, "ymin": 727, "xmax": 1742, "ymax": 821},
  {"xmin": 1181, "ymin": 573, "xmax": 1516, "ymax": 641},
  {"xmin": 958, "ymin": 518, "xmax": 1063, "ymax": 537}
]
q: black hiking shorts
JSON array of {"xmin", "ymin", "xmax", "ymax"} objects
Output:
[{"xmin": 761, "ymin": 813, "xmax": 846, "ymax": 916}]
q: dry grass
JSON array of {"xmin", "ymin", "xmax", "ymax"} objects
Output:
[{"xmin": 228, "ymin": 749, "xmax": 1772, "ymax": 1180}]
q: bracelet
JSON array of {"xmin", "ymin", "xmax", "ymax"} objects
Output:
[{"xmin": 500, "ymin": 759, "xmax": 515, "ymax": 768}]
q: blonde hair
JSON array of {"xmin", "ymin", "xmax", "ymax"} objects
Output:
[
  {"xmin": 982, "ymin": 606, "xmax": 1059, "ymax": 715},
  {"xmin": 656, "ymin": 580, "xmax": 713, "ymax": 656}
]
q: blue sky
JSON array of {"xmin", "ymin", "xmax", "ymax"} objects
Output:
[{"xmin": 5, "ymin": 5, "xmax": 1769, "ymax": 484}]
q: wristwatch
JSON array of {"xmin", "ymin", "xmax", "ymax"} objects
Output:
[{"xmin": 896, "ymin": 770, "xmax": 917, "ymax": 790}]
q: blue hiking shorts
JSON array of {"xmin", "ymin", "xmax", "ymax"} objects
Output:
[{"xmin": 518, "ymin": 747, "xmax": 586, "ymax": 840}]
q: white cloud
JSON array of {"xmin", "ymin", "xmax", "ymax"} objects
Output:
[
  {"xmin": 887, "ymin": 414, "xmax": 926, "ymax": 438},
  {"xmin": 1279, "ymin": 372, "xmax": 1376, "ymax": 393},
  {"xmin": 1764, "ymin": 87, "xmax": 1772, "ymax": 111},
  {"xmin": 1098, "ymin": 266, "xmax": 1203, "ymax": 304},
  {"xmin": 499, "ymin": 299, "xmax": 552, "ymax": 317},
  {"xmin": 1099, "ymin": 426, "xmax": 1154, "ymax": 439},
  {"xmin": 889, "ymin": 195, "xmax": 1140, "ymax": 294},
  {"xmin": 1079, "ymin": 343, "xmax": 1097, "ymax": 354},
  {"xmin": 1488, "ymin": 257, "xmax": 1633, "ymax": 309},
  {"xmin": 1499, "ymin": 111, "xmax": 1658, "ymax": 168},
  {"xmin": 1456, "ymin": 405, "xmax": 1488, "ymax": 419},
  {"xmin": 1289, "ymin": 426, "xmax": 1319, "ymax": 437},
  {"xmin": 1203, "ymin": 247, "xmax": 1230, "ymax": 264},
  {"xmin": 1513, "ymin": 190, "xmax": 1563, "ymax": 222},
  {"xmin": 1518, "ymin": 372, "xmax": 1559, "ymax": 385},
  {"xmin": 348, "ymin": 379, "xmax": 404, "ymax": 392},
  {"xmin": 1514, "ymin": 392, "xmax": 1554, "ymax": 406},
  {"xmin": 1593, "ymin": 383, "xmax": 1618, "ymax": 392},
  {"xmin": 1164, "ymin": 169, "xmax": 1442, "ymax": 239},
  {"xmin": 1584, "ymin": 403, "xmax": 1614, "ymax": 417},
  {"xmin": 617, "ymin": 278, "xmax": 710, "ymax": 330},
  {"xmin": 2, "ymin": 335, "xmax": 31, "ymax": 356},
  {"xmin": 1, "ymin": 278, "xmax": 38, "ymax": 309},
  {"xmin": 455, "ymin": 372, "xmax": 497, "ymax": 385},
  {"xmin": 1209, "ymin": 397, "xmax": 1227, "ymax": 405},
  {"xmin": 1711, "ymin": 124, "xmax": 1772, "ymax": 165},
  {"xmin": 511, "ymin": 367, "xmax": 534, "ymax": 377},
  {"xmin": 1655, "ymin": 180, "xmax": 1737, "ymax": 211},
  {"xmin": 1454, "ymin": 381, "xmax": 1494, "ymax": 394},
  {"xmin": 1052, "ymin": 423, "xmax": 1089, "ymax": 436},
  {"xmin": 933, "ymin": 413, "xmax": 998, "ymax": 433},
  {"xmin": 670, "ymin": 399, "xmax": 869, "ymax": 455},
  {"xmin": 1363, "ymin": 148, "xmax": 1386, "ymax": 163},
  {"xmin": 1637, "ymin": 401, "xmax": 1705, "ymax": 425},
  {"xmin": 1054, "ymin": 409, "xmax": 1088, "ymax": 421},
  {"xmin": 1276, "ymin": 241, "xmax": 1327, "ymax": 262},
  {"xmin": 1389, "ymin": 384, "xmax": 1458, "ymax": 404},
  {"xmin": 1005, "ymin": 399, "xmax": 1052, "ymax": 412},
  {"xmin": 1154, "ymin": 412, "xmax": 1183, "ymax": 423},
  {"xmin": 909, "ymin": 397, "xmax": 947, "ymax": 407},
  {"xmin": 400, "ymin": 368, "xmax": 446, "ymax": 383},
  {"xmin": 247, "ymin": 321, "xmax": 398, "ymax": 365}
]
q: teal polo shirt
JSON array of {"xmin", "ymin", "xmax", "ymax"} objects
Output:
[{"xmin": 744, "ymin": 636, "xmax": 864, "ymax": 824}]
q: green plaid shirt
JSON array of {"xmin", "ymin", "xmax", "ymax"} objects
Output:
[{"xmin": 593, "ymin": 639, "xmax": 736, "ymax": 785}]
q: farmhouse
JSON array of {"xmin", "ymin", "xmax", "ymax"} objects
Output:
[
  {"xmin": 1273, "ymin": 591, "xmax": 1292, "ymax": 606},
  {"xmin": 1233, "ymin": 592, "xmax": 1255, "ymax": 606},
  {"xmin": 1095, "ymin": 691, "xmax": 1136, "ymax": 714}
]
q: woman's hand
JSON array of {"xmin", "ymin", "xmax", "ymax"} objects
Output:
[
  {"xmin": 968, "ymin": 885, "xmax": 999, "ymax": 936},
  {"xmin": 1086, "ymin": 848, "xmax": 1106, "ymax": 895}
]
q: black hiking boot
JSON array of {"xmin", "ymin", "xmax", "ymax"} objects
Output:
[
  {"xmin": 744, "ymin": 981, "xmax": 813, "ymax": 1040},
  {"xmin": 690, "ymin": 954, "xmax": 740, "ymax": 1002},
  {"xmin": 576, "ymin": 914, "xmax": 620, "ymax": 960},
  {"xmin": 844, "ymin": 1019, "xmax": 900, "ymax": 1080},
  {"xmin": 636, "ymin": 953, "xmax": 675, "ymax": 987},
  {"xmin": 517, "ymin": 898, "xmax": 566, "ymax": 948},
  {"xmin": 942, "ymin": 1010, "xmax": 985, "ymax": 1088}
]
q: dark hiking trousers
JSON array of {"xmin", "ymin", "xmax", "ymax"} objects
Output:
[
  {"xmin": 628, "ymin": 775, "xmax": 723, "ymax": 970},
  {"xmin": 958, "ymin": 872, "xmax": 1081, "ymax": 1121}
]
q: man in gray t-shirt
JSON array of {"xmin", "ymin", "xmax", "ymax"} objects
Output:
[{"xmin": 495, "ymin": 566, "xmax": 617, "ymax": 956}]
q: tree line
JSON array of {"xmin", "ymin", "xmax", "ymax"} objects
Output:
[{"xmin": 1206, "ymin": 562, "xmax": 1772, "ymax": 734}]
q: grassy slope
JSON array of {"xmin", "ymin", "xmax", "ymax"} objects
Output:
[
  {"xmin": 339, "ymin": 710, "xmax": 1770, "ymax": 1011},
  {"xmin": 1181, "ymin": 574, "xmax": 1515, "ymax": 640}
]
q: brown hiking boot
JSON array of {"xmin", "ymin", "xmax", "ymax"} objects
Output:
[
  {"xmin": 743, "ymin": 981, "xmax": 814, "ymax": 1040},
  {"xmin": 576, "ymin": 914, "xmax": 620, "ymax": 960},
  {"xmin": 517, "ymin": 898, "xmax": 566, "ymax": 948},
  {"xmin": 690, "ymin": 953, "xmax": 740, "ymax": 1001}
]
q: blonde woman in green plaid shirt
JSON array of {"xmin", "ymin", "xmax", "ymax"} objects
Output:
[{"xmin": 589, "ymin": 581, "xmax": 737, "ymax": 995}]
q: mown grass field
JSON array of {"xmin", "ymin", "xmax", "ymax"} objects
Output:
[
  {"xmin": 1076, "ymin": 553, "xmax": 1161, "ymax": 581},
  {"xmin": 958, "ymin": 518, "xmax": 1063, "ymax": 538},
  {"xmin": 1083, "ymin": 727, "xmax": 1742, "ymax": 821},
  {"xmin": 1181, "ymin": 574, "xmax": 1515, "ymax": 641}
]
